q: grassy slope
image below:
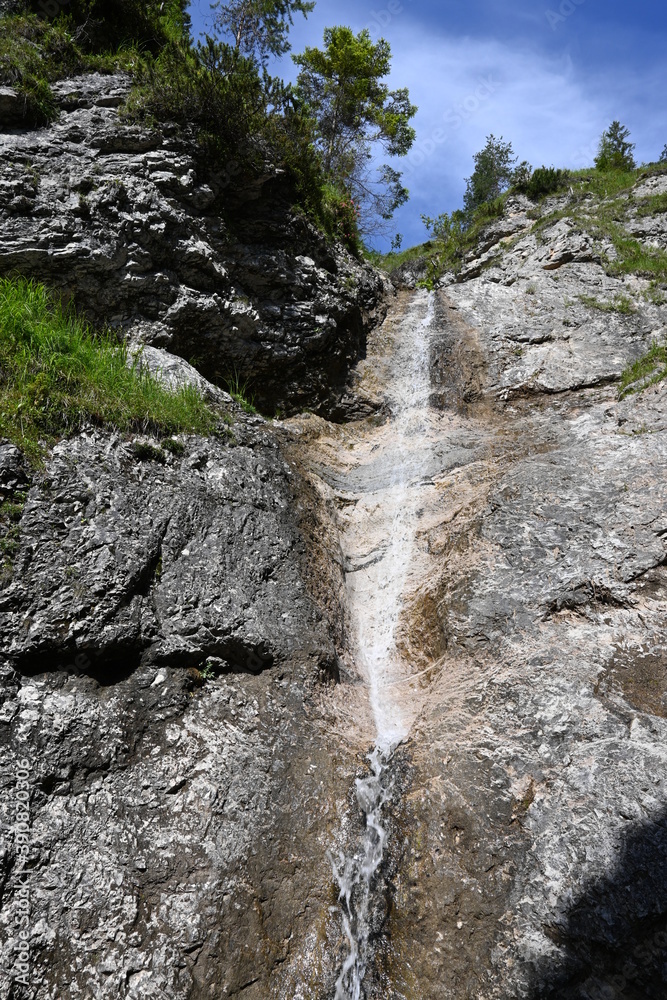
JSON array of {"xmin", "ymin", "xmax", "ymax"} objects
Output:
[
  {"xmin": 0, "ymin": 14, "xmax": 141, "ymax": 125},
  {"xmin": 0, "ymin": 278, "xmax": 216, "ymax": 464}
]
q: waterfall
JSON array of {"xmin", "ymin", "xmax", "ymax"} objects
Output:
[{"xmin": 333, "ymin": 291, "xmax": 435, "ymax": 998}]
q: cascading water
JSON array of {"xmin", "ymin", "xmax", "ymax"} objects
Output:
[{"xmin": 333, "ymin": 292, "xmax": 436, "ymax": 999}]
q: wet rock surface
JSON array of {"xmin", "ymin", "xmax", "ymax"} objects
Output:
[
  {"xmin": 0, "ymin": 72, "xmax": 387, "ymax": 419},
  {"xmin": 379, "ymin": 241, "xmax": 666, "ymax": 995}
]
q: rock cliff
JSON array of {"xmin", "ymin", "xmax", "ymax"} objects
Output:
[
  {"xmin": 0, "ymin": 72, "xmax": 387, "ymax": 420},
  {"xmin": 1, "ymin": 87, "xmax": 667, "ymax": 1000}
]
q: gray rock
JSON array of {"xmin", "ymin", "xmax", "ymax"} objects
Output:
[
  {"xmin": 2, "ymin": 79, "xmax": 667, "ymax": 1000},
  {"xmin": 0, "ymin": 441, "xmax": 28, "ymax": 497},
  {"xmin": 0, "ymin": 421, "xmax": 352, "ymax": 999},
  {"xmin": 128, "ymin": 343, "xmax": 232, "ymax": 406}
]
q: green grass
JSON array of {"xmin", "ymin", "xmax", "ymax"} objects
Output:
[
  {"xmin": 579, "ymin": 293, "xmax": 635, "ymax": 314},
  {"xmin": 529, "ymin": 173, "xmax": 667, "ymax": 284},
  {"xmin": 0, "ymin": 278, "xmax": 216, "ymax": 464},
  {"xmin": 603, "ymin": 228, "xmax": 667, "ymax": 281},
  {"xmin": 568, "ymin": 167, "xmax": 639, "ymax": 200},
  {"xmin": 618, "ymin": 341, "xmax": 667, "ymax": 399},
  {"xmin": 224, "ymin": 372, "xmax": 257, "ymax": 415},
  {"xmin": 636, "ymin": 192, "xmax": 667, "ymax": 217},
  {"xmin": 643, "ymin": 281, "xmax": 667, "ymax": 306}
]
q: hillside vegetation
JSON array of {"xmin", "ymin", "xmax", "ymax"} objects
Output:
[
  {"xmin": 0, "ymin": 278, "xmax": 217, "ymax": 464},
  {"xmin": 377, "ymin": 124, "xmax": 667, "ymax": 398}
]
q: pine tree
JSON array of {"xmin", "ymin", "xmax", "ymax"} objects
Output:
[
  {"xmin": 594, "ymin": 121, "xmax": 636, "ymax": 172},
  {"xmin": 293, "ymin": 27, "xmax": 416, "ymax": 233}
]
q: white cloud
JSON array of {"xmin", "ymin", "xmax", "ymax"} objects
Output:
[{"xmin": 374, "ymin": 27, "xmax": 602, "ymax": 245}]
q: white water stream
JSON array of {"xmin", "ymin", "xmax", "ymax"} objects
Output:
[{"xmin": 333, "ymin": 292, "xmax": 436, "ymax": 999}]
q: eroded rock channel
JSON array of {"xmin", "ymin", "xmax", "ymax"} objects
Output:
[{"xmin": 290, "ymin": 242, "xmax": 667, "ymax": 996}]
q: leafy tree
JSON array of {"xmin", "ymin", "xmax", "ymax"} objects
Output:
[
  {"xmin": 594, "ymin": 121, "xmax": 636, "ymax": 172},
  {"xmin": 293, "ymin": 26, "xmax": 417, "ymax": 234},
  {"xmin": 211, "ymin": 0, "xmax": 314, "ymax": 62},
  {"xmin": 421, "ymin": 210, "xmax": 466, "ymax": 244},
  {"xmin": 660, "ymin": 144, "xmax": 667, "ymax": 163},
  {"xmin": 463, "ymin": 134, "xmax": 516, "ymax": 218}
]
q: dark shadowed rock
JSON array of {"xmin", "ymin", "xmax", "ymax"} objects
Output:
[{"xmin": 0, "ymin": 441, "xmax": 28, "ymax": 498}]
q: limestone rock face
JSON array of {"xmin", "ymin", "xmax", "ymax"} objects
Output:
[
  {"xmin": 0, "ymin": 72, "xmax": 388, "ymax": 419},
  {"xmin": 290, "ymin": 173, "xmax": 667, "ymax": 997},
  {"xmin": 0, "ymin": 420, "xmax": 356, "ymax": 999}
]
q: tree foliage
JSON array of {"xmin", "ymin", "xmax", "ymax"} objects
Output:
[
  {"xmin": 128, "ymin": 36, "xmax": 268, "ymax": 159},
  {"xmin": 211, "ymin": 0, "xmax": 314, "ymax": 62},
  {"xmin": 660, "ymin": 144, "xmax": 667, "ymax": 164},
  {"xmin": 463, "ymin": 134, "xmax": 516, "ymax": 218},
  {"xmin": 595, "ymin": 121, "xmax": 636, "ymax": 172},
  {"xmin": 293, "ymin": 26, "xmax": 416, "ymax": 233},
  {"xmin": 23, "ymin": 0, "xmax": 191, "ymax": 52}
]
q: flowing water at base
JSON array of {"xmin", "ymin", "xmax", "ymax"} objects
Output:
[{"xmin": 332, "ymin": 292, "xmax": 436, "ymax": 998}]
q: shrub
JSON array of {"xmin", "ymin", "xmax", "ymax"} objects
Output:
[
  {"xmin": 512, "ymin": 160, "xmax": 532, "ymax": 191},
  {"xmin": 618, "ymin": 341, "xmax": 667, "ymax": 398},
  {"xmin": 22, "ymin": 0, "xmax": 190, "ymax": 54},
  {"xmin": 321, "ymin": 183, "xmax": 361, "ymax": 253},
  {"xmin": 0, "ymin": 15, "xmax": 84, "ymax": 124},
  {"xmin": 0, "ymin": 277, "xmax": 215, "ymax": 463},
  {"xmin": 125, "ymin": 36, "xmax": 267, "ymax": 163},
  {"xmin": 262, "ymin": 102, "xmax": 326, "ymax": 218},
  {"xmin": 514, "ymin": 165, "xmax": 570, "ymax": 201}
]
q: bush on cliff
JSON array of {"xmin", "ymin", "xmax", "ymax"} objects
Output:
[
  {"xmin": 513, "ymin": 165, "xmax": 571, "ymax": 201},
  {"xmin": 0, "ymin": 14, "xmax": 87, "ymax": 124},
  {"xmin": 0, "ymin": 3, "xmax": 364, "ymax": 251},
  {"xmin": 0, "ymin": 278, "xmax": 215, "ymax": 463},
  {"xmin": 125, "ymin": 35, "xmax": 267, "ymax": 160},
  {"xmin": 21, "ymin": 0, "xmax": 190, "ymax": 53}
]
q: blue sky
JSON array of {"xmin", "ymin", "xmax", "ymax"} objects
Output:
[{"xmin": 188, "ymin": 0, "xmax": 667, "ymax": 249}]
